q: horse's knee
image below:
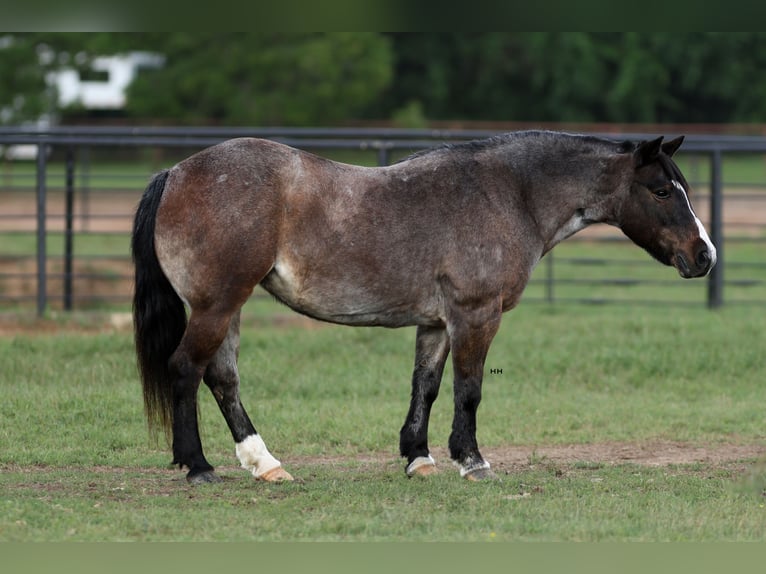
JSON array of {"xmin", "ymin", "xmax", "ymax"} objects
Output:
[{"xmin": 204, "ymin": 361, "xmax": 237, "ymax": 390}]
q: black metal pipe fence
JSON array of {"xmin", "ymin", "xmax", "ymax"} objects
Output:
[{"xmin": 1, "ymin": 126, "xmax": 765, "ymax": 316}]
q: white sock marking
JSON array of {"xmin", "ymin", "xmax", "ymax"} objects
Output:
[{"xmin": 235, "ymin": 434, "xmax": 282, "ymax": 478}]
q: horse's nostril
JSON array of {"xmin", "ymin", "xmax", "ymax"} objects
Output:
[{"xmin": 696, "ymin": 248, "xmax": 711, "ymax": 268}]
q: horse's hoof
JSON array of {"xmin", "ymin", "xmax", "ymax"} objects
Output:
[
  {"xmin": 187, "ymin": 470, "xmax": 222, "ymax": 485},
  {"xmin": 408, "ymin": 463, "xmax": 438, "ymax": 478},
  {"xmin": 406, "ymin": 455, "xmax": 437, "ymax": 478},
  {"xmin": 257, "ymin": 466, "xmax": 294, "ymax": 482},
  {"xmin": 464, "ymin": 467, "xmax": 500, "ymax": 482}
]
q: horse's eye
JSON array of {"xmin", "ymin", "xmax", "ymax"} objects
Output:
[{"xmin": 653, "ymin": 188, "xmax": 671, "ymax": 199}]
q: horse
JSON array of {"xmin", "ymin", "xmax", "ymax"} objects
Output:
[{"xmin": 132, "ymin": 130, "xmax": 716, "ymax": 484}]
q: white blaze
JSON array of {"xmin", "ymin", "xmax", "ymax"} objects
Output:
[{"xmin": 672, "ymin": 180, "xmax": 717, "ymax": 270}]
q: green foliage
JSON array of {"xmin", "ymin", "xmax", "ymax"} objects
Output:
[
  {"xmin": 0, "ymin": 35, "xmax": 53, "ymax": 124},
  {"xmin": 5, "ymin": 33, "xmax": 766, "ymax": 126},
  {"xmin": 380, "ymin": 32, "xmax": 766, "ymax": 124},
  {"xmin": 125, "ymin": 33, "xmax": 393, "ymax": 126}
]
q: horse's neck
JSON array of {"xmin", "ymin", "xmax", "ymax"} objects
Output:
[{"xmin": 518, "ymin": 150, "xmax": 628, "ymax": 254}]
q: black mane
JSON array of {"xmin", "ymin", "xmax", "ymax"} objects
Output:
[{"xmin": 397, "ymin": 130, "xmax": 635, "ymax": 164}]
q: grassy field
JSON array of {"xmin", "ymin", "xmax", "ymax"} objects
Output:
[
  {"xmin": 1, "ymin": 146, "xmax": 765, "ymax": 542},
  {"xmin": 1, "ymin": 301, "xmax": 764, "ymax": 541}
]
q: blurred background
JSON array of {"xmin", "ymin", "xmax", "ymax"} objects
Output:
[
  {"xmin": 1, "ymin": 32, "xmax": 765, "ymax": 316},
  {"xmin": 4, "ymin": 32, "xmax": 766, "ymax": 129}
]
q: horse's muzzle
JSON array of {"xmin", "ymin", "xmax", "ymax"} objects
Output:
[{"xmin": 676, "ymin": 243, "xmax": 717, "ymax": 278}]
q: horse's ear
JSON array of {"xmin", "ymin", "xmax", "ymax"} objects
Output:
[
  {"xmin": 634, "ymin": 136, "xmax": 664, "ymax": 167},
  {"xmin": 661, "ymin": 136, "xmax": 684, "ymax": 157}
]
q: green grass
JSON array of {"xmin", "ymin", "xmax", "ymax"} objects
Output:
[
  {"xmin": 0, "ymin": 230, "xmax": 130, "ymax": 257},
  {"xmin": 1, "ymin": 160, "xmax": 158, "ymax": 190},
  {"xmin": 1, "ymin": 302, "xmax": 765, "ymax": 541},
  {"xmin": 3, "ymin": 462, "xmax": 764, "ymax": 542}
]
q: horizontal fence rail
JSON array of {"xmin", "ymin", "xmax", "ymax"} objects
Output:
[{"xmin": 1, "ymin": 126, "xmax": 765, "ymax": 316}]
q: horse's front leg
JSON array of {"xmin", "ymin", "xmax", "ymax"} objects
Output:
[
  {"xmin": 399, "ymin": 325, "xmax": 450, "ymax": 477},
  {"xmin": 447, "ymin": 307, "xmax": 502, "ymax": 481}
]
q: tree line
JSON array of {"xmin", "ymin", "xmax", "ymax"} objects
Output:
[{"xmin": 3, "ymin": 32, "xmax": 766, "ymax": 127}]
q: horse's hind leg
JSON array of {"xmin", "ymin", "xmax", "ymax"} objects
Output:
[
  {"xmin": 399, "ymin": 325, "xmax": 450, "ymax": 477},
  {"xmin": 203, "ymin": 311, "xmax": 293, "ymax": 482},
  {"xmin": 167, "ymin": 308, "xmax": 237, "ymax": 484}
]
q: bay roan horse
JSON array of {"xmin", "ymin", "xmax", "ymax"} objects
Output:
[{"xmin": 132, "ymin": 130, "xmax": 716, "ymax": 484}]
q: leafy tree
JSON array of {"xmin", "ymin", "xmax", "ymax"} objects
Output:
[
  {"xmin": 653, "ymin": 32, "xmax": 766, "ymax": 123},
  {"xmin": 0, "ymin": 33, "xmax": 141, "ymax": 124},
  {"xmin": 380, "ymin": 32, "xmax": 766, "ymax": 125},
  {"xmin": 0, "ymin": 34, "xmax": 55, "ymax": 124},
  {"xmin": 4, "ymin": 32, "xmax": 766, "ymax": 127},
  {"xmin": 125, "ymin": 33, "xmax": 393, "ymax": 125},
  {"xmin": 1, "ymin": 32, "xmax": 393, "ymax": 126}
]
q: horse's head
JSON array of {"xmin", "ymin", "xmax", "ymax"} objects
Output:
[{"xmin": 618, "ymin": 136, "xmax": 716, "ymax": 278}]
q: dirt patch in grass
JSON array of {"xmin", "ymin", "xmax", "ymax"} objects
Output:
[
  {"xmin": 2, "ymin": 440, "xmax": 763, "ymax": 501},
  {"xmin": 283, "ymin": 441, "xmax": 766, "ymax": 475},
  {"xmin": 486, "ymin": 440, "xmax": 766, "ymax": 470},
  {"xmin": 13, "ymin": 440, "xmax": 759, "ymax": 477}
]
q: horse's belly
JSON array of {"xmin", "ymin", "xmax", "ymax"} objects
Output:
[{"xmin": 260, "ymin": 259, "xmax": 442, "ymax": 328}]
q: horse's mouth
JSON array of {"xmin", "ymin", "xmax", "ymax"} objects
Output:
[{"xmin": 674, "ymin": 252, "xmax": 713, "ymax": 279}]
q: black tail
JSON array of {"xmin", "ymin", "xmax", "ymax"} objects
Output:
[{"xmin": 132, "ymin": 169, "xmax": 187, "ymax": 442}]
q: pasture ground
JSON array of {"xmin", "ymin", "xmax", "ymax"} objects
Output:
[{"xmin": 1, "ymin": 301, "xmax": 764, "ymax": 542}]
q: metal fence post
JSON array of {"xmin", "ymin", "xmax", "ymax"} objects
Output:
[
  {"xmin": 707, "ymin": 149, "xmax": 724, "ymax": 309},
  {"xmin": 64, "ymin": 147, "xmax": 75, "ymax": 311},
  {"xmin": 79, "ymin": 146, "xmax": 91, "ymax": 231},
  {"xmin": 35, "ymin": 142, "xmax": 47, "ymax": 317},
  {"xmin": 377, "ymin": 143, "xmax": 390, "ymax": 166}
]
